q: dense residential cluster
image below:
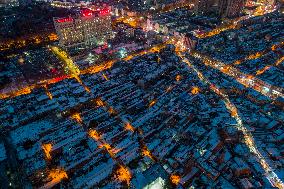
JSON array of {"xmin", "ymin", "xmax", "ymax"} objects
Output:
[
  {"xmin": 1, "ymin": 42, "xmax": 283, "ymax": 188},
  {"xmin": 0, "ymin": 47, "xmax": 65, "ymax": 91},
  {"xmin": 0, "ymin": 0, "xmax": 283, "ymax": 189},
  {"xmin": 154, "ymin": 8, "xmax": 222, "ymax": 33}
]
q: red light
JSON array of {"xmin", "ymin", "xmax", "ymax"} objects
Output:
[
  {"xmin": 82, "ymin": 9, "xmax": 93, "ymax": 17},
  {"xmin": 99, "ymin": 9, "xmax": 110, "ymax": 15},
  {"xmin": 50, "ymin": 75, "xmax": 68, "ymax": 83},
  {"xmin": 51, "ymin": 68, "xmax": 57, "ymax": 74},
  {"xmin": 56, "ymin": 18, "xmax": 73, "ymax": 23},
  {"xmin": 82, "ymin": 12, "xmax": 93, "ymax": 17}
]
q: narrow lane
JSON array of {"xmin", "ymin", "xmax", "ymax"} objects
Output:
[
  {"xmin": 177, "ymin": 52, "xmax": 284, "ymax": 189},
  {"xmin": 190, "ymin": 50, "xmax": 284, "ymax": 99}
]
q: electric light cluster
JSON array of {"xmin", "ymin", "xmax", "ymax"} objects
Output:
[{"xmin": 54, "ymin": 9, "xmax": 112, "ymax": 47}]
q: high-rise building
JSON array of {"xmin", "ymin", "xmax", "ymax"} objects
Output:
[
  {"xmin": 194, "ymin": 0, "xmax": 245, "ymax": 18},
  {"xmin": 218, "ymin": 0, "xmax": 245, "ymax": 18},
  {"xmin": 53, "ymin": 8, "xmax": 112, "ymax": 48},
  {"xmin": 0, "ymin": 0, "xmax": 19, "ymax": 8},
  {"xmin": 18, "ymin": 0, "xmax": 32, "ymax": 6},
  {"xmin": 193, "ymin": 0, "xmax": 219, "ymax": 15},
  {"xmin": 127, "ymin": 0, "xmax": 155, "ymax": 11},
  {"xmin": 257, "ymin": 0, "xmax": 276, "ymax": 5}
]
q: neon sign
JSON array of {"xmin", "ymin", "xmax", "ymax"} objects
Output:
[
  {"xmin": 56, "ymin": 18, "xmax": 73, "ymax": 23},
  {"xmin": 99, "ymin": 8, "xmax": 110, "ymax": 15},
  {"xmin": 82, "ymin": 9, "xmax": 93, "ymax": 17}
]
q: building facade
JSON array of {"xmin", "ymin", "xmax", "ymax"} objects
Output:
[
  {"xmin": 218, "ymin": 0, "xmax": 245, "ymax": 18},
  {"xmin": 193, "ymin": 0, "xmax": 218, "ymax": 15},
  {"xmin": 0, "ymin": 0, "xmax": 19, "ymax": 7},
  {"xmin": 53, "ymin": 8, "xmax": 112, "ymax": 48},
  {"xmin": 194, "ymin": 0, "xmax": 245, "ymax": 18},
  {"xmin": 127, "ymin": 0, "xmax": 156, "ymax": 11}
]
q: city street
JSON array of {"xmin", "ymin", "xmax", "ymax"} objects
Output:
[{"xmin": 0, "ymin": 1, "xmax": 283, "ymax": 188}]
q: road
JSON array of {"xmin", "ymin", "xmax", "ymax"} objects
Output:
[
  {"xmin": 1, "ymin": 2, "xmax": 277, "ymax": 100},
  {"xmin": 0, "ymin": 42, "xmax": 169, "ymax": 100},
  {"xmin": 190, "ymin": 50, "xmax": 284, "ymax": 99},
  {"xmin": 178, "ymin": 53, "xmax": 284, "ymax": 189},
  {"xmin": 1, "ymin": 4, "xmax": 283, "ymax": 188},
  {"xmin": 195, "ymin": 4, "xmax": 277, "ymax": 39}
]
